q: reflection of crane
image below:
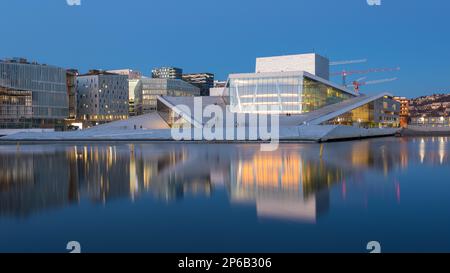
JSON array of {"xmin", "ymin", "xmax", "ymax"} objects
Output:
[
  {"xmin": 330, "ymin": 59, "xmax": 367, "ymax": 66},
  {"xmin": 331, "ymin": 67, "xmax": 400, "ymax": 86},
  {"xmin": 348, "ymin": 77, "xmax": 398, "ymax": 93}
]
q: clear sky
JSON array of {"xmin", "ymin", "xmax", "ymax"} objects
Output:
[{"xmin": 0, "ymin": 0, "xmax": 449, "ymax": 98}]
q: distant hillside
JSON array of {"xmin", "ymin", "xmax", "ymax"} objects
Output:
[{"xmin": 409, "ymin": 94, "xmax": 450, "ymax": 117}]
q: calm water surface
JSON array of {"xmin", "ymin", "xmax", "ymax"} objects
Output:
[{"xmin": 0, "ymin": 137, "xmax": 449, "ymax": 252}]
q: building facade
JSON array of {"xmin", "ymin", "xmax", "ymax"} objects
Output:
[
  {"xmin": 324, "ymin": 95, "xmax": 400, "ymax": 128},
  {"xmin": 0, "ymin": 58, "xmax": 68, "ymax": 129},
  {"xmin": 410, "ymin": 116, "xmax": 450, "ymax": 127},
  {"xmin": 107, "ymin": 69, "xmax": 142, "ymax": 80},
  {"xmin": 394, "ymin": 96, "xmax": 410, "ymax": 127},
  {"xmin": 135, "ymin": 78, "xmax": 200, "ymax": 115},
  {"xmin": 255, "ymin": 53, "xmax": 330, "ymax": 80},
  {"xmin": 228, "ymin": 71, "xmax": 355, "ymax": 114},
  {"xmin": 76, "ymin": 70, "xmax": 129, "ymax": 125},
  {"xmin": 66, "ymin": 69, "xmax": 78, "ymax": 120},
  {"xmin": 128, "ymin": 79, "xmax": 142, "ymax": 117},
  {"xmin": 182, "ymin": 73, "xmax": 214, "ymax": 96},
  {"xmin": 154, "ymin": 53, "xmax": 399, "ymax": 130},
  {"xmin": 107, "ymin": 69, "xmax": 143, "ymax": 117},
  {"xmin": 152, "ymin": 67, "xmax": 183, "ymax": 79}
]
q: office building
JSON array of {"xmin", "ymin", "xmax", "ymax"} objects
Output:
[
  {"xmin": 182, "ymin": 73, "xmax": 214, "ymax": 96},
  {"xmin": 66, "ymin": 69, "xmax": 78, "ymax": 120},
  {"xmin": 135, "ymin": 78, "xmax": 200, "ymax": 115},
  {"xmin": 107, "ymin": 69, "xmax": 143, "ymax": 117},
  {"xmin": 107, "ymin": 69, "xmax": 142, "ymax": 80},
  {"xmin": 0, "ymin": 58, "xmax": 68, "ymax": 129},
  {"xmin": 152, "ymin": 67, "xmax": 182, "ymax": 79},
  {"xmin": 128, "ymin": 79, "xmax": 142, "ymax": 117},
  {"xmin": 76, "ymin": 70, "xmax": 128, "ymax": 125}
]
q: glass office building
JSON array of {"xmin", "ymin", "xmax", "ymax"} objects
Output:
[
  {"xmin": 0, "ymin": 59, "xmax": 68, "ymax": 128},
  {"xmin": 135, "ymin": 78, "xmax": 200, "ymax": 115},
  {"xmin": 228, "ymin": 71, "xmax": 355, "ymax": 114}
]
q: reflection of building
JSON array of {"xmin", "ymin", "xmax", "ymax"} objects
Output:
[
  {"xmin": 394, "ymin": 96, "xmax": 410, "ymax": 127},
  {"xmin": 0, "ymin": 150, "xmax": 74, "ymax": 217},
  {"xmin": 0, "ymin": 58, "xmax": 68, "ymax": 129},
  {"xmin": 1, "ymin": 138, "xmax": 446, "ymax": 219},
  {"xmin": 135, "ymin": 78, "xmax": 200, "ymax": 115},
  {"xmin": 76, "ymin": 70, "xmax": 129, "ymax": 125},
  {"xmin": 182, "ymin": 73, "xmax": 214, "ymax": 96},
  {"xmin": 229, "ymin": 150, "xmax": 338, "ymax": 222},
  {"xmin": 152, "ymin": 67, "xmax": 182, "ymax": 79}
]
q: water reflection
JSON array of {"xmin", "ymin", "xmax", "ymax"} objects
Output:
[{"xmin": 0, "ymin": 137, "xmax": 449, "ymax": 222}]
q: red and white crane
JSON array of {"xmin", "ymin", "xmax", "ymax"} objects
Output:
[
  {"xmin": 331, "ymin": 67, "xmax": 400, "ymax": 86},
  {"xmin": 347, "ymin": 77, "xmax": 398, "ymax": 93}
]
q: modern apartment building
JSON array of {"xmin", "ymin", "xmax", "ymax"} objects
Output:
[
  {"xmin": 76, "ymin": 70, "xmax": 128, "ymax": 126},
  {"xmin": 182, "ymin": 73, "xmax": 214, "ymax": 96},
  {"xmin": 135, "ymin": 78, "xmax": 200, "ymax": 115},
  {"xmin": 0, "ymin": 58, "xmax": 68, "ymax": 129},
  {"xmin": 107, "ymin": 69, "xmax": 142, "ymax": 116},
  {"xmin": 152, "ymin": 67, "xmax": 182, "ymax": 79}
]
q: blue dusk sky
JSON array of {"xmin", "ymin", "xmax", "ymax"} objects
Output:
[{"xmin": 0, "ymin": 0, "xmax": 449, "ymax": 98}]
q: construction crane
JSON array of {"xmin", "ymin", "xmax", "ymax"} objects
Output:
[
  {"xmin": 331, "ymin": 67, "xmax": 400, "ymax": 86},
  {"xmin": 330, "ymin": 59, "xmax": 367, "ymax": 66},
  {"xmin": 348, "ymin": 77, "xmax": 398, "ymax": 93}
]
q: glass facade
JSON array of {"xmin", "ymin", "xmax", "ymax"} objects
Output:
[
  {"xmin": 156, "ymin": 99, "xmax": 191, "ymax": 128},
  {"xmin": 229, "ymin": 73, "xmax": 353, "ymax": 114},
  {"xmin": 0, "ymin": 60, "xmax": 68, "ymax": 128},
  {"xmin": 135, "ymin": 78, "xmax": 200, "ymax": 115},
  {"xmin": 324, "ymin": 97, "xmax": 400, "ymax": 128}
]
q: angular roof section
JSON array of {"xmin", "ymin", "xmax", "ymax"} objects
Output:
[
  {"xmin": 277, "ymin": 92, "xmax": 394, "ymax": 126},
  {"xmin": 158, "ymin": 96, "xmax": 227, "ymax": 128}
]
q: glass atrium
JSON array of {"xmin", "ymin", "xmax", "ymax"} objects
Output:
[{"xmin": 229, "ymin": 73, "xmax": 354, "ymax": 114}]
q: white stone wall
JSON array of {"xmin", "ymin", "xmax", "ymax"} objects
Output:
[{"xmin": 255, "ymin": 53, "xmax": 329, "ymax": 80}]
